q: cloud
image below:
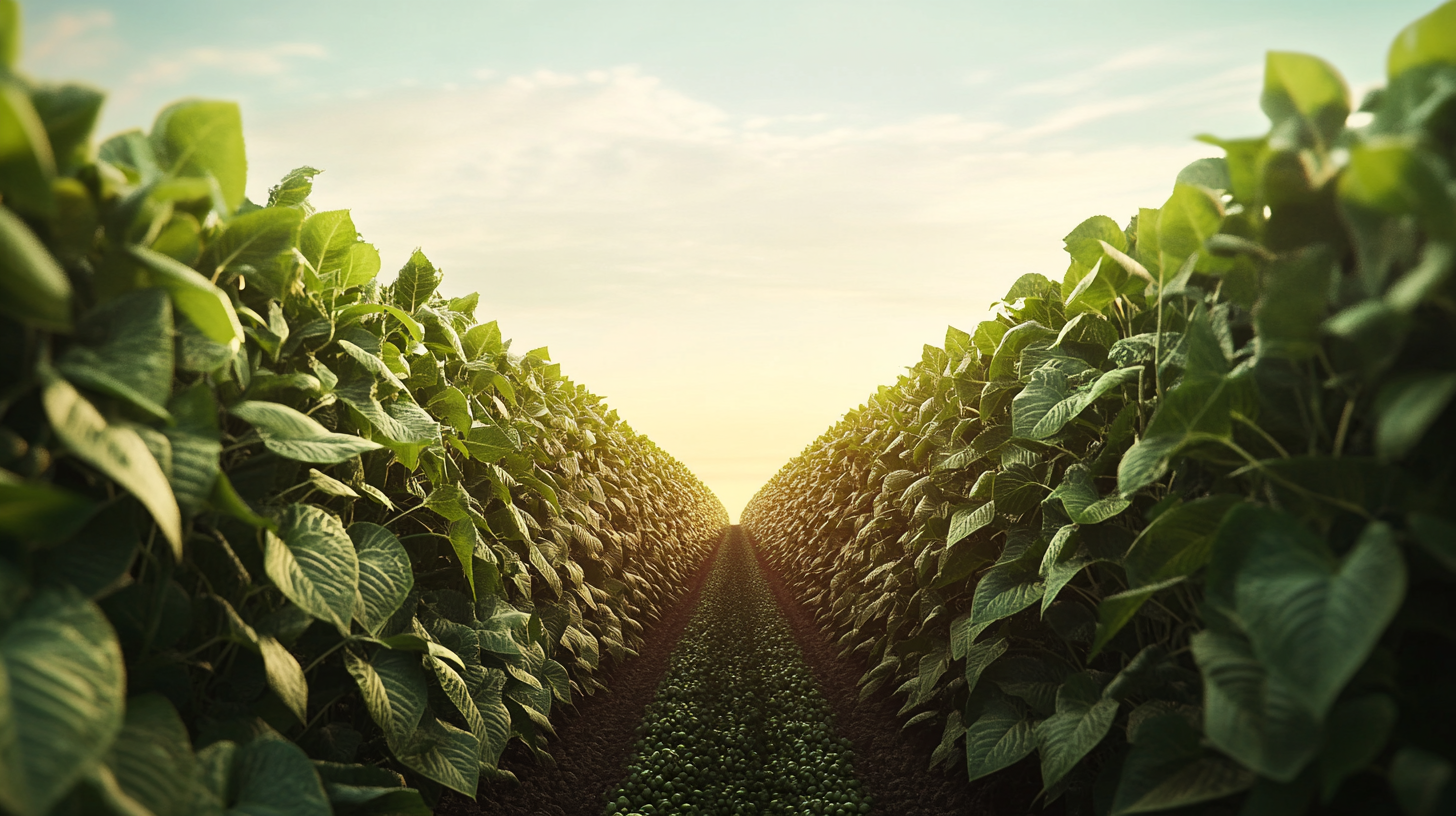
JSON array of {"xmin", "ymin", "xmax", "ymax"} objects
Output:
[
  {"xmin": 23, "ymin": 10, "xmax": 121, "ymax": 74},
  {"xmin": 244, "ymin": 66, "xmax": 1217, "ymax": 518},
  {"xmin": 123, "ymin": 42, "xmax": 328, "ymax": 89}
]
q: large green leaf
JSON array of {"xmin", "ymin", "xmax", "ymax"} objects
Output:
[
  {"xmin": 258, "ymin": 635, "xmax": 309, "ymax": 723},
  {"xmin": 265, "ymin": 504, "xmax": 359, "ymax": 634},
  {"xmin": 226, "ymin": 736, "xmax": 331, "ymax": 816},
  {"xmin": 1110, "ymin": 714, "xmax": 1255, "ymax": 815},
  {"xmin": 42, "ymin": 372, "xmax": 182, "ymax": 557},
  {"xmin": 230, "ymin": 400, "xmax": 383, "ymax": 463},
  {"xmin": 1375, "ymin": 372, "xmax": 1456, "ymax": 460},
  {"xmin": 299, "ymin": 210, "xmax": 359, "ymax": 281},
  {"xmin": 0, "ymin": 586, "xmax": 126, "ymax": 816},
  {"xmin": 1233, "ymin": 512, "xmax": 1405, "ymax": 719},
  {"xmin": 129, "ymin": 246, "xmax": 244, "ymax": 350},
  {"xmin": 1117, "ymin": 375, "xmax": 1233, "ymax": 496},
  {"xmin": 1157, "ymin": 183, "xmax": 1223, "ymax": 280},
  {"xmin": 162, "ymin": 384, "xmax": 222, "ymax": 515},
  {"xmin": 1254, "ymin": 247, "xmax": 1335, "ymax": 360},
  {"xmin": 199, "ymin": 206, "xmax": 303, "ymax": 281},
  {"xmin": 59, "ymin": 289, "xmax": 175, "ymax": 421},
  {"xmin": 1014, "ymin": 366, "xmax": 1139, "ymax": 440},
  {"xmin": 1047, "ymin": 464, "xmax": 1129, "ymax": 525},
  {"xmin": 346, "ymin": 650, "xmax": 427, "ymax": 746},
  {"xmin": 149, "ymin": 99, "xmax": 247, "ymax": 214},
  {"xmin": 1034, "ymin": 672, "xmax": 1118, "ymax": 792},
  {"xmin": 102, "ymin": 694, "xmax": 205, "ymax": 816},
  {"xmin": 388, "ymin": 715, "xmax": 479, "ymax": 797},
  {"xmin": 946, "ymin": 501, "xmax": 995, "ymax": 547},
  {"xmin": 0, "ymin": 206, "xmax": 71, "ymax": 331},
  {"xmin": 1088, "ymin": 577, "xmax": 1185, "ymax": 659},
  {"xmin": 350, "ymin": 523, "xmax": 414, "ymax": 636},
  {"xmin": 1262, "ymin": 51, "xmax": 1350, "ymax": 148},
  {"xmin": 0, "ymin": 469, "xmax": 94, "ymax": 544},
  {"xmin": 0, "ymin": 81, "xmax": 55, "ymax": 217},
  {"xmin": 964, "ymin": 696, "xmax": 1038, "ymax": 782},
  {"xmin": 1388, "ymin": 0, "xmax": 1456, "ymax": 77},
  {"xmin": 1191, "ymin": 628, "xmax": 1321, "ymax": 782},
  {"xmin": 390, "ymin": 250, "xmax": 440, "ymax": 313},
  {"xmin": 1122, "ymin": 495, "xmax": 1242, "ymax": 587}
]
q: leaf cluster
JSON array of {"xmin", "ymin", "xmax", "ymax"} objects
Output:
[
  {"xmin": 0, "ymin": 4, "xmax": 727, "ymax": 814},
  {"xmin": 743, "ymin": 6, "xmax": 1456, "ymax": 814}
]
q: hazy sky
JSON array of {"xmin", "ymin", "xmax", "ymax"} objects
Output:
[{"xmin": 24, "ymin": 0, "xmax": 1438, "ymax": 520}]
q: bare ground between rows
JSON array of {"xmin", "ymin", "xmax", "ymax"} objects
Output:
[
  {"xmin": 437, "ymin": 536, "xmax": 721, "ymax": 816},
  {"xmin": 747, "ymin": 531, "xmax": 1049, "ymax": 816}
]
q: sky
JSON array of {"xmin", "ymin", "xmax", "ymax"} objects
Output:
[{"xmin": 22, "ymin": 0, "xmax": 1439, "ymax": 521}]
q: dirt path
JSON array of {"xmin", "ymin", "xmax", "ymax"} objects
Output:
[
  {"xmin": 436, "ymin": 532, "xmax": 723, "ymax": 816},
  {"xmin": 749, "ymin": 529, "xmax": 1047, "ymax": 816}
]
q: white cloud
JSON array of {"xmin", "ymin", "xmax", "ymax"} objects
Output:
[
  {"xmin": 124, "ymin": 42, "xmax": 328, "ymax": 89},
  {"xmin": 245, "ymin": 67, "xmax": 1216, "ymax": 519},
  {"xmin": 23, "ymin": 10, "xmax": 120, "ymax": 74}
]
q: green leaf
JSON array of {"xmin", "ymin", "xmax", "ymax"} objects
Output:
[
  {"xmin": 962, "ymin": 556, "xmax": 1045, "ymax": 644},
  {"xmin": 1110, "ymin": 714, "xmax": 1255, "ymax": 815},
  {"xmin": 1123, "ymin": 495, "xmax": 1242, "ymax": 587},
  {"xmin": 463, "ymin": 420, "xmax": 520, "ymax": 463},
  {"xmin": 228, "ymin": 736, "xmax": 332, "ymax": 816},
  {"xmin": 0, "ymin": 1, "xmax": 17, "ymax": 70},
  {"xmin": 1088, "ymin": 577, "xmax": 1185, "ymax": 659},
  {"xmin": 1117, "ymin": 375, "xmax": 1233, "ymax": 496},
  {"xmin": 0, "ymin": 80, "xmax": 56, "ymax": 217},
  {"xmin": 960, "ymin": 636, "xmax": 1007, "ymax": 697},
  {"xmin": 1389, "ymin": 1, "xmax": 1456, "ymax": 77},
  {"xmin": 1389, "ymin": 747, "xmax": 1455, "ymax": 816},
  {"xmin": 265, "ymin": 504, "xmax": 360, "ymax": 634},
  {"xmin": 391, "ymin": 250, "xmax": 440, "ymax": 313},
  {"xmin": 1254, "ymin": 247, "xmax": 1335, "ymax": 360},
  {"xmin": 162, "ymin": 384, "xmax": 222, "ymax": 515},
  {"xmin": 988, "ymin": 322, "xmax": 1056, "ymax": 381},
  {"xmin": 102, "ymin": 695, "xmax": 204, "ymax": 816},
  {"xmin": 1340, "ymin": 139, "xmax": 1456, "ymax": 244},
  {"xmin": 199, "ymin": 205, "xmax": 303, "ymax": 281},
  {"xmin": 149, "ymin": 99, "xmax": 247, "ymax": 214},
  {"xmin": 1408, "ymin": 512, "xmax": 1456, "ymax": 574},
  {"xmin": 1234, "ymin": 513, "xmax": 1405, "ymax": 720},
  {"xmin": 1375, "ymin": 372, "xmax": 1456, "ymax": 460},
  {"xmin": 312, "ymin": 762, "xmax": 429, "ymax": 816},
  {"xmin": 0, "ymin": 207, "xmax": 71, "ymax": 331},
  {"xmin": 42, "ymin": 372, "xmax": 182, "ymax": 558},
  {"xmin": 964, "ymin": 696, "xmax": 1038, "ymax": 782},
  {"xmin": 1035, "ymin": 672, "xmax": 1119, "ymax": 792},
  {"xmin": 946, "ymin": 501, "xmax": 995, "ymax": 547},
  {"xmin": 1062, "ymin": 215, "xmax": 1128, "ymax": 293},
  {"xmin": 1176, "ymin": 157, "xmax": 1232, "ymax": 192},
  {"xmin": 1318, "ymin": 694, "xmax": 1397, "ymax": 803},
  {"xmin": 1157, "ymin": 183, "xmax": 1224, "ymax": 280},
  {"xmin": 230, "ymin": 400, "xmax": 383, "ymax": 463},
  {"xmin": 389, "ymin": 715, "xmax": 479, "ymax": 797},
  {"xmin": 1262, "ymin": 51, "xmax": 1350, "ymax": 148},
  {"xmin": 0, "ymin": 469, "xmax": 94, "ymax": 544},
  {"xmin": 447, "ymin": 518, "xmax": 483, "ymax": 600},
  {"xmin": 462, "ymin": 320, "xmax": 503, "ymax": 359},
  {"xmin": 350, "ymin": 523, "xmax": 413, "ymax": 636},
  {"xmin": 0, "ymin": 586, "xmax": 126, "ymax": 816},
  {"xmin": 346, "ymin": 650, "xmax": 427, "ymax": 746},
  {"xmin": 1191, "ymin": 628, "xmax": 1321, "ymax": 782},
  {"xmin": 267, "ymin": 166, "xmax": 320, "ymax": 208},
  {"xmin": 335, "ymin": 303, "xmax": 425, "ymax": 347},
  {"xmin": 258, "ymin": 635, "xmax": 309, "ymax": 723},
  {"xmin": 59, "ymin": 289, "xmax": 175, "ymax": 421},
  {"xmin": 128, "ymin": 246, "xmax": 244, "ymax": 350},
  {"xmin": 1047, "ymin": 464, "xmax": 1130, "ymax": 525}
]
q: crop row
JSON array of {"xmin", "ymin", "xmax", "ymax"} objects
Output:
[
  {"xmin": 0, "ymin": 3, "xmax": 726, "ymax": 814},
  {"xmin": 604, "ymin": 528, "xmax": 866, "ymax": 816},
  {"xmin": 743, "ymin": 4, "xmax": 1456, "ymax": 815}
]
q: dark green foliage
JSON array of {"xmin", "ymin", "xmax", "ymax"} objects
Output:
[
  {"xmin": 0, "ymin": 3, "xmax": 726, "ymax": 813},
  {"xmin": 743, "ymin": 5, "xmax": 1456, "ymax": 813}
]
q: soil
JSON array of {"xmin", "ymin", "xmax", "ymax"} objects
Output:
[
  {"xmin": 436, "ymin": 537, "xmax": 719, "ymax": 816},
  {"xmin": 747, "ymin": 531, "xmax": 1049, "ymax": 816},
  {"xmin": 439, "ymin": 525, "xmax": 1046, "ymax": 815}
]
